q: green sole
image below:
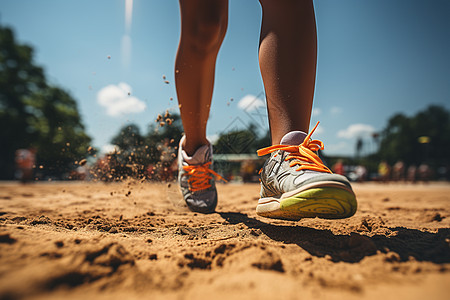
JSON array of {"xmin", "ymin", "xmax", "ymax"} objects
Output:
[{"xmin": 258, "ymin": 187, "xmax": 357, "ymax": 221}]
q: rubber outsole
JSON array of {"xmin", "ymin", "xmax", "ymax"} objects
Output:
[{"xmin": 256, "ymin": 187, "xmax": 357, "ymax": 221}]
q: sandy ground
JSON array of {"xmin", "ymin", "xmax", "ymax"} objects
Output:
[{"xmin": 0, "ymin": 181, "xmax": 449, "ymax": 300}]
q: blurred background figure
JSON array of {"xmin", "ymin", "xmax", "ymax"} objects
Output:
[
  {"xmin": 407, "ymin": 165, "xmax": 417, "ymax": 183},
  {"xmin": 378, "ymin": 160, "xmax": 391, "ymax": 182},
  {"xmin": 437, "ymin": 165, "xmax": 449, "ymax": 181},
  {"xmin": 418, "ymin": 163, "xmax": 433, "ymax": 182},
  {"xmin": 354, "ymin": 164, "xmax": 368, "ymax": 182},
  {"xmin": 332, "ymin": 159, "xmax": 345, "ymax": 176},
  {"xmin": 15, "ymin": 148, "xmax": 35, "ymax": 183},
  {"xmin": 240, "ymin": 160, "xmax": 257, "ymax": 183},
  {"xmin": 392, "ymin": 160, "xmax": 405, "ymax": 181}
]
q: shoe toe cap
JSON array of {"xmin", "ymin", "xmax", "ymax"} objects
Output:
[{"xmin": 185, "ymin": 190, "xmax": 217, "ymax": 213}]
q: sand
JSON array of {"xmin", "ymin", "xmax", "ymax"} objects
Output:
[{"xmin": 0, "ymin": 181, "xmax": 449, "ymax": 300}]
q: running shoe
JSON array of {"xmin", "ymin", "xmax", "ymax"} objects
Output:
[
  {"xmin": 178, "ymin": 136, "xmax": 225, "ymax": 213},
  {"xmin": 256, "ymin": 122, "xmax": 357, "ymax": 221}
]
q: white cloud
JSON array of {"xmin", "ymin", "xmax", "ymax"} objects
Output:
[
  {"xmin": 324, "ymin": 141, "xmax": 349, "ymax": 153},
  {"xmin": 237, "ymin": 94, "xmax": 265, "ymax": 112},
  {"xmin": 207, "ymin": 134, "xmax": 219, "ymax": 144},
  {"xmin": 312, "ymin": 125, "xmax": 324, "ymax": 135},
  {"xmin": 97, "ymin": 82, "xmax": 146, "ymax": 117},
  {"xmin": 337, "ymin": 123, "xmax": 375, "ymax": 139},
  {"xmin": 312, "ymin": 107, "xmax": 322, "ymax": 117},
  {"xmin": 330, "ymin": 106, "xmax": 343, "ymax": 115},
  {"xmin": 100, "ymin": 144, "xmax": 118, "ymax": 155}
]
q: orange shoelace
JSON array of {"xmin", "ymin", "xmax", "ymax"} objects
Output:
[
  {"xmin": 182, "ymin": 161, "xmax": 227, "ymax": 192},
  {"xmin": 257, "ymin": 122, "xmax": 332, "ymax": 173}
]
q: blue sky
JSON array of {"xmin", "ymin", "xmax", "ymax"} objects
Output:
[{"xmin": 1, "ymin": 0, "xmax": 449, "ymax": 156}]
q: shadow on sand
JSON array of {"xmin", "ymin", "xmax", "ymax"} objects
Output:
[{"xmin": 218, "ymin": 212, "xmax": 450, "ymax": 264}]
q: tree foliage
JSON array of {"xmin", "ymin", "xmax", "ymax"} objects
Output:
[
  {"xmin": 0, "ymin": 26, "xmax": 91, "ymax": 179},
  {"xmin": 378, "ymin": 105, "xmax": 450, "ymax": 167},
  {"xmin": 213, "ymin": 123, "xmax": 270, "ymax": 154},
  {"xmin": 105, "ymin": 115, "xmax": 271, "ymax": 180},
  {"xmin": 145, "ymin": 112, "xmax": 183, "ymax": 161},
  {"xmin": 109, "ymin": 112, "xmax": 183, "ymax": 165},
  {"xmin": 106, "ymin": 113, "xmax": 183, "ymax": 180}
]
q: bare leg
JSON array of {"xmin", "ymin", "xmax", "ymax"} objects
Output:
[
  {"xmin": 258, "ymin": 0, "xmax": 317, "ymax": 144},
  {"xmin": 175, "ymin": 0, "xmax": 228, "ymax": 155}
]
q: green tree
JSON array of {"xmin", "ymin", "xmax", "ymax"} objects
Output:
[
  {"xmin": 213, "ymin": 123, "xmax": 269, "ymax": 154},
  {"xmin": 29, "ymin": 87, "xmax": 91, "ymax": 177},
  {"xmin": 111, "ymin": 124, "xmax": 144, "ymax": 152},
  {"xmin": 145, "ymin": 112, "xmax": 183, "ymax": 155},
  {"xmin": 106, "ymin": 113, "xmax": 183, "ymax": 180},
  {"xmin": 0, "ymin": 25, "xmax": 91, "ymax": 179},
  {"xmin": 378, "ymin": 105, "xmax": 450, "ymax": 167},
  {"xmin": 0, "ymin": 26, "xmax": 45, "ymax": 178},
  {"xmin": 144, "ymin": 113, "xmax": 183, "ymax": 165},
  {"xmin": 107, "ymin": 124, "xmax": 146, "ymax": 179}
]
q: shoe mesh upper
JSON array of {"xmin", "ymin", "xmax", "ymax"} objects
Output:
[{"xmin": 257, "ymin": 122, "xmax": 350, "ymax": 198}]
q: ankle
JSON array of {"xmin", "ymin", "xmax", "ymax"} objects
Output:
[{"xmin": 182, "ymin": 138, "xmax": 209, "ymax": 156}]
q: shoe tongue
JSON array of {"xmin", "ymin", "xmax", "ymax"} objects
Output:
[
  {"xmin": 182, "ymin": 144, "xmax": 211, "ymax": 165},
  {"xmin": 280, "ymin": 131, "xmax": 308, "ymax": 145}
]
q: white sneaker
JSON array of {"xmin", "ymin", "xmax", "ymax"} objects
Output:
[
  {"xmin": 256, "ymin": 123, "xmax": 357, "ymax": 220},
  {"xmin": 177, "ymin": 136, "xmax": 225, "ymax": 213}
]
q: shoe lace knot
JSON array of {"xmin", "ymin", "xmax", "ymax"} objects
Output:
[
  {"xmin": 182, "ymin": 161, "xmax": 227, "ymax": 192},
  {"xmin": 257, "ymin": 122, "xmax": 332, "ymax": 173}
]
